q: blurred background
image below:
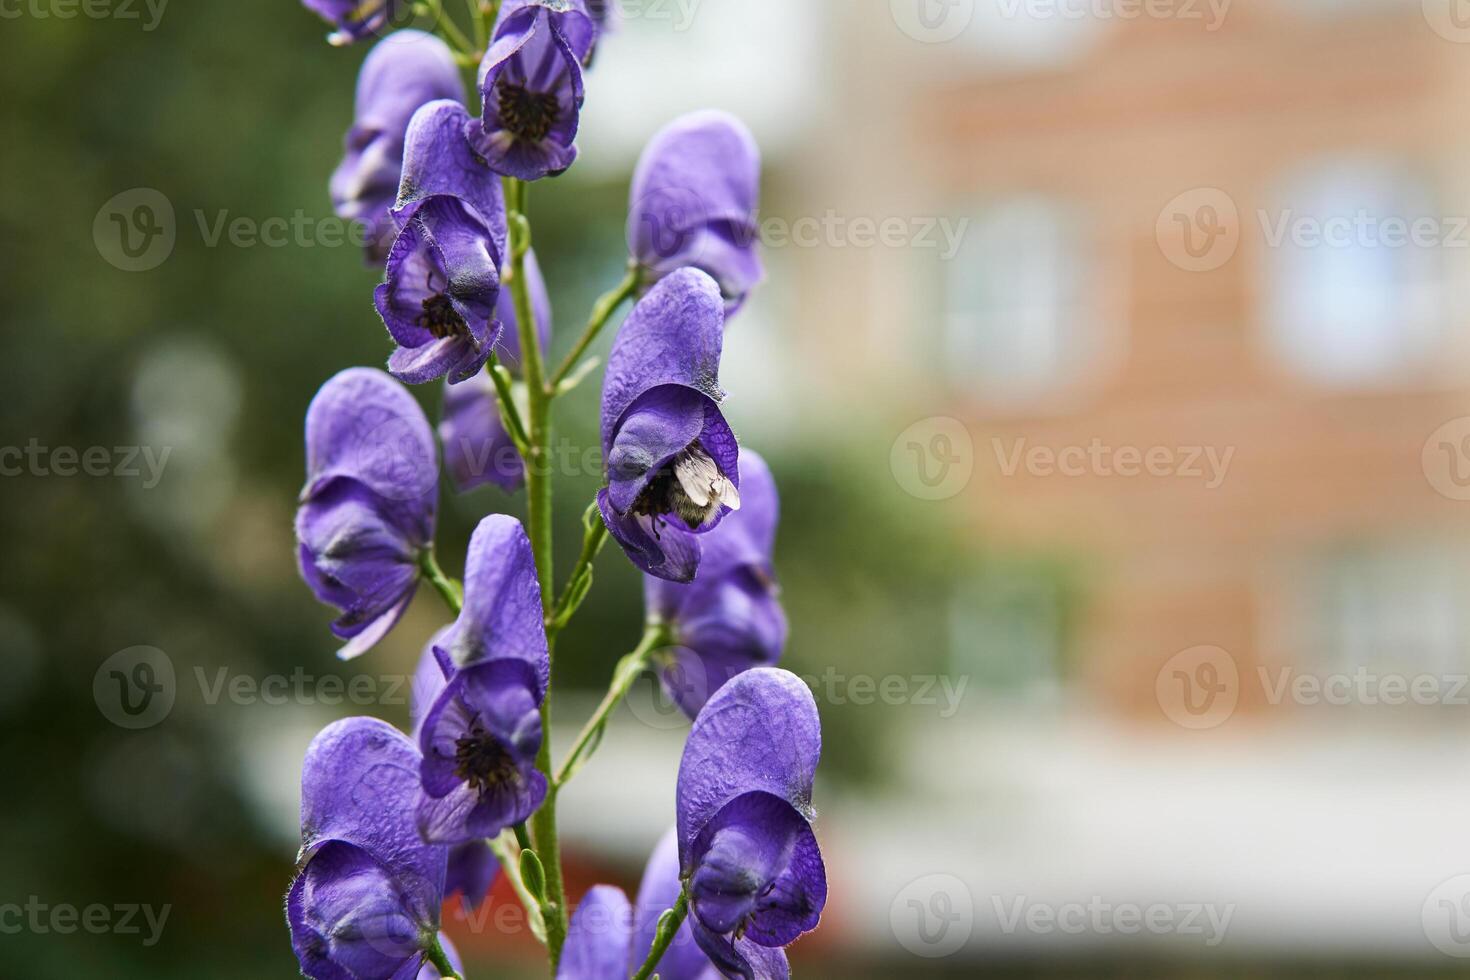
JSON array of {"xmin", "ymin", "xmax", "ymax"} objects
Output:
[{"xmin": 5, "ymin": 0, "xmax": 1470, "ymax": 976}]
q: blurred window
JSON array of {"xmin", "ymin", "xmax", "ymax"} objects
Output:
[
  {"xmin": 1263, "ymin": 162, "xmax": 1444, "ymax": 386},
  {"xmin": 944, "ymin": 196, "xmax": 1095, "ymax": 405},
  {"xmin": 949, "ymin": 567, "xmax": 1068, "ymax": 700},
  {"xmin": 1302, "ymin": 544, "xmax": 1469, "ymax": 677}
]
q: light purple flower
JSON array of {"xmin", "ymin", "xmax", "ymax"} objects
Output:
[
  {"xmin": 676, "ymin": 669, "xmax": 825, "ymax": 979},
  {"xmin": 376, "ymin": 100, "xmax": 509, "ymax": 385},
  {"xmin": 302, "ymin": 0, "xmax": 406, "ymax": 45},
  {"xmin": 411, "ymin": 634, "xmax": 500, "ymax": 909},
  {"xmin": 597, "ymin": 268, "xmax": 741, "ymax": 584},
  {"xmin": 629, "ymin": 111, "xmax": 763, "ymax": 313},
  {"xmin": 296, "ymin": 368, "xmax": 438, "ymax": 661},
  {"xmin": 286, "ymin": 717, "xmax": 453, "ymax": 979},
  {"xmin": 440, "ymin": 249, "xmax": 552, "ymax": 493},
  {"xmin": 645, "ymin": 451, "xmax": 785, "ymax": 718},
  {"xmin": 331, "ymin": 32, "xmax": 463, "ymax": 264},
  {"xmin": 632, "ymin": 828, "xmax": 789, "ymax": 980},
  {"xmin": 416, "ymin": 515, "xmax": 550, "ymax": 844},
  {"xmin": 468, "ymin": 0, "xmax": 597, "ymax": 181},
  {"xmin": 558, "ymin": 885, "xmax": 632, "ymax": 980}
]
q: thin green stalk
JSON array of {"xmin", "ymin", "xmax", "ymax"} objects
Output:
[
  {"xmin": 630, "ymin": 891, "xmax": 690, "ymax": 980},
  {"xmin": 485, "ymin": 355, "xmax": 530, "ymax": 454},
  {"xmin": 487, "ymin": 831, "xmax": 548, "ymax": 944},
  {"xmin": 547, "ymin": 504, "xmax": 609, "ymax": 635},
  {"xmin": 424, "ymin": 0, "xmax": 475, "ymax": 55},
  {"xmin": 555, "ymin": 623, "xmax": 668, "ymax": 786},
  {"xmin": 425, "ymin": 933, "xmax": 464, "ymax": 979},
  {"xmin": 502, "ymin": 176, "xmax": 568, "ymax": 971},
  {"xmin": 420, "ymin": 549, "xmax": 463, "ymax": 614},
  {"xmin": 547, "ymin": 265, "xmax": 641, "ymax": 393}
]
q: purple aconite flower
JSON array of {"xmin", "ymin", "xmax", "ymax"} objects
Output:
[
  {"xmin": 412, "ymin": 634, "xmax": 500, "ymax": 909},
  {"xmin": 677, "ymin": 669, "xmax": 826, "ymax": 979},
  {"xmin": 376, "ymin": 100, "xmax": 509, "ymax": 385},
  {"xmin": 287, "ymin": 717, "xmax": 454, "ymax": 979},
  {"xmin": 440, "ymin": 249, "xmax": 552, "ymax": 493},
  {"xmin": 629, "ymin": 111, "xmax": 763, "ymax": 313},
  {"xmin": 558, "ymin": 885, "xmax": 632, "ymax": 980},
  {"xmin": 297, "ymin": 368, "xmax": 437, "ymax": 661},
  {"xmin": 468, "ymin": 0, "xmax": 597, "ymax": 181},
  {"xmin": 645, "ymin": 450, "xmax": 785, "ymax": 719},
  {"xmin": 417, "ymin": 515, "xmax": 550, "ymax": 844},
  {"xmin": 331, "ymin": 32, "xmax": 463, "ymax": 263},
  {"xmin": 597, "ymin": 268, "xmax": 741, "ymax": 584},
  {"xmin": 302, "ymin": 0, "xmax": 405, "ymax": 45}
]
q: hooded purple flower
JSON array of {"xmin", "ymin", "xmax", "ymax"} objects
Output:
[
  {"xmin": 376, "ymin": 100, "xmax": 509, "ymax": 385},
  {"xmin": 440, "ymin": 249, "xmax": 552, "ymax": 493},
  {"xmin": 417, "ymin": 515, "xmax": 550, "ymax": 844},
  {"xmin": 467, "ymin": 0, "xmax": 597, "ymax": 181},
  {"xmin": 331, "ymin": 32, "xmax": 463, "ymax": 264},
  {"xmin": 287, "ymin": 717, "xmax": 454, "ymax": 979},
  {"xmin": 297, "ymin": 368, "xmax": 438, "ymax": 661},
  {"xmin": 558, "ymin": 886, "xmax": 632, "ymax": 980},
  {"xmin": 597, "ymin": 268, "xmax": 741, "ymax": 584},
  {"xmin": 676, "ymin": 669, "xmax": 825, "ymax": 979},
  {"xmin": 644, "ymin": 451, "xmax": 785, "ymax": 719},
  {"xmin": 629, "ymin": 111, "xmax": 763, "ymax": 313},
  {"xmin": 411, "ymin": 633, "xmax": 500, "ymax": 909},
  {"xmin": 302, "ymin": 0, "xmax": 407, "ymax": 45}
]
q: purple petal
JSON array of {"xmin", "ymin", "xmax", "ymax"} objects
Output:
[
  {"xmin": 304, "ymin": 368, "xmax": 439, "ymax": 517},
  {"xmin": 297, "ymin": 718, "xmax": 446, "ymax": 926},
  {"xmin": 288, "ymin": 840, "xmax": 428, "ymax": 980},
  {"xmin": 675, "ymin": 669, "xmax": 820, "ymax": 869},
  {"xmin": 605, "ymin": 385, "xmax": 708, "ymax": 514},
  {"xmin": 445, "ymin": 841, "xmax": 499, "ymax": 910},
  {"xmin": 628, "ymin": 111, "xmax": 763, "ymax": 307},
  {"xmin": 632, "ymin": 829, "xmax": 746, "ymax": 980},
  {"xmin": 394, "ymin": 100, "xmax": 508, "ymax": 259},
  {"xmin": 558, "ymin": 885, "xmax": 631, "ymax": 980},
  {"xmin": 410, "ymin": 631, "xmax": 454, "ymax": 738},
  {"xmin": 600, "ymin": 268, "xmax": 726, "ymax": 458},
  {"xmin": 439, "ymin": 371, "xmax": 525, "ymax": 493},
  {"xmin": 331, "ymin": 32, "xmax": 463, "ymax": 261},
  {"xmin": 443, "ymin": 515, "xmax": 550, "ymax": 692},
  {"xmin": 302, "ymin": 0, "xmax": 407, "ymax": 45},
  {"xmin": 597, "ymin": 488, "xmax": 701, "ymax": 584}
]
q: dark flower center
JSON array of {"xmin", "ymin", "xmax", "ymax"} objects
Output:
[
  {"xmin": 418, "ymin": 292, "xmax": 468, "ymax": 340},
  {"xmin": 454, "ymin": 722, "xmax": 517, "ymax": 796},
  {"xmin": 631, "ymin": 443, "xmax": 741, "ymax": 531},
  {"xmin": 497, "ymin": 83, "xmax": 561, "ymax": 143}
]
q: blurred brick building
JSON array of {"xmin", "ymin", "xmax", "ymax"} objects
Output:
[{"xmin": 803, "ymin": 0, "xmax": 1470, "ymax": 722}]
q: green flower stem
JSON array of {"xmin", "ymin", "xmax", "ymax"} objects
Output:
[
  {"xmin": 486, "ymin": 355, "xmax": 530, "ymax": 455},
  {"xmin": 555, "ymin": 623, "xmax": 669, "ymax": 787},
  {"xmin": 502, "ymin": 176, "xmax": 569, "ymax": 972},
  {"xmin": 421, "ymin": 549, "xmax": 464, "ymax": 614},
  {"xmin": 630, "ymin": 890, "xmax": 690, "ymax": 980},
  {"xmin": 547, "ymin": 504, "xmax": 609, "ymax": 636},
  {"xmin": 487, "ymin": 831, "xmax": 548, "ymax": 944},
  {"xmin": 425, "ymin": 933, "xmax": 464, "ymax": 979},
  {"xmin": 546, "ymin": 265, "xmax": 641, "ymax": 394},
  {"xmin": 424, "ymin": 0, "xmax": 476, "ymax": 57}
]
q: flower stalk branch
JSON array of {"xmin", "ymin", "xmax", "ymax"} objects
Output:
[
  {"xmin": 555, "ymin": 622, "xmax": 669, "ymax": 786},
  {"xmin": 421, "ymin": 549, "xmax": 464, "ymax": 614},
  {"xmin": 547, "ymin": 265, "xmax": 641, "ymax": 393},
  {"xmin": 630, "ymin": 891, "xmax": 690, "ymax": 980}
]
